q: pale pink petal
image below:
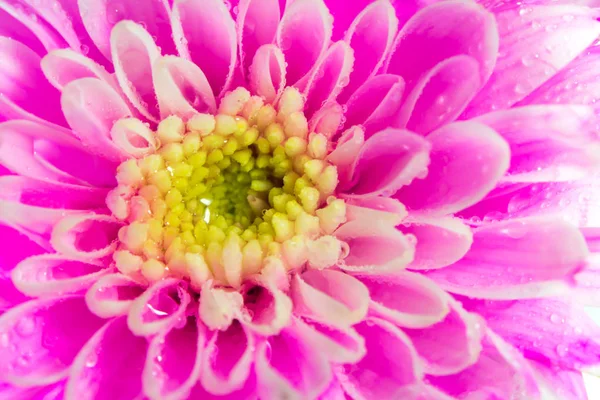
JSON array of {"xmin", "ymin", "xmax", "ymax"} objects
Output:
[
  {"xmin": 404, "ymin": 300, "xmax": 484, "ymax": 376},
  {"xmin": 395, "ymin": 121, "xmax": 509, "ymax": 215},
  {"xmin": 85, "ymin": 273, "xmax": 145, "ymax": 318},
  {"xmin": 386, "ymin": 1, "xmax": 498, "ymax": 89},
  {"xmin": 533, "ymin": 361, "xmax": 587, "ymax": 400},
  {"xmin": 360, "ymin": 271, "xmax": 450, "ymax": 329},
  {"xmin": 65, "ymin": 316, "xmax": 148, "ymax": 400},
  {"xmin": 110, "ymin": 117, "xmax": 157, "ymax": 158},
  {"xmin": 200, "ymin": 321, "xmax": 255, "ymax": 395},
  {"xmin": 290, "ymin": 270, "xmax": 369, "ymax": 328},
  {"xmin": 189, "ymin": 376, "xmax": 257, "ymax": 400},
  {"xmin": 50, "ymin": 214, "xmax": 122, "ymax": 260},
  {"xmin": 337, "ymin": 0, "xmax": 399, "ymax": 103},
  {"xmin": 346, "ymin": 197, "xmax": 408, "ymax": 226},
  {"xmin": 397, "ymin": 55, "xmax": 481, "ymax": 134},
  {"xmin": 77, "ymin": 0, "xmax": 173, "ymax": 62},
  {"xmin": 152, "ymin": 56, "xmax": 217, "ymax": 119},
  {"xmin": 345, "ymin": 128, "xmax": 431, "ymax": 198},
  {"xmin": 338, "ymin": 317, "xmax": 423, "ymax": 400},
  {"xmin": 11, "ymin": 254, "xmax": 110, "ymax": 297},
  {"xmin": 276, "ymin": 0, "xmax": 333, "ymax": 85},
  {"xmin": 475, "ymin": 105, "xmax": 600, "ymax": 183},
  {"xmin": 256, "ymin": 321, "xmax": 332, "ymax": 399},
  {"xmin": 424, "ymin": 217, "xmax": 589, "ymax": 299},
  {"xmin": 308, "ymin": 101, "xmax": 343, "ymax": 139},
  {"xmin": 240, "ymin": 283, "xmax": 292, "ymax": 336},
  {"xmin": 343, "ymin": 74, "xmax": 405, "ymax": 139},
  {"xmin": 303, "ymin": 41, "xmax": 354, "ymax": 117},
  {"xmin": 171, "ymin": 0, "xmax": 237, "ymax": 96},
  {"xmin": 143, "ymin": 316, "xmax": 205, "ymax": 400},
  {"xmin": 335, "ymin": 218, "xmax": 416, "ymax": 273},
  {"xmin": 294, "ymin": 318, "xmax": 366, "ymax": 364},
  {"xmin": 127, "ymin": 279, "xmax": 191, "ymax": 337},
  {"xmin": 326, "ymin": 126, "xmax": 364, "ymax": 188},
  {"xmin": 237, "ymin": 0, "xmax": 282, "ymax": 76},
  {"xmin": 249, "ymin": 44, "xmax": 286, "ymax": 103},
  {"xmin": 0, "ymin": 296, "xmax": 105, "ymax": 387},
  {"xmin": 111, "ymin": 21, "xmax": 161, "ymax": 122},
  {"xmin": 462, "ymin": 4, "xmax": 600, "ymax": 118},
  {"xmin": 401, "ymin": 215, "xmax": 473, "ymax": 270},
  {"xmin": 61, "ymin": 78, "xmax": 131, "ymax": 161},
  {"xmin": 41, "ymin": 49, "xmax": 113, "ymax": 91}
]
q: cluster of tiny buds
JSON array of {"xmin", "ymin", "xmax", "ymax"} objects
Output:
[{"xmin": 106, "ymin": 87, "xmax": 348, "ymax": 289}]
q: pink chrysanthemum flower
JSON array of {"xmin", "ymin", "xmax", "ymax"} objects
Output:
[{"xmin": 1, "ymin": 0, "xmax": 600, "ymax": 398}]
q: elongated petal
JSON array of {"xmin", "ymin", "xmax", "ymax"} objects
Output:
[
  {"xmin": 346, "ymin": 197, "xmax": 408, "ymax": 226},
  {"xmin": 85, "ymin": 273, "xmax": 145, "ymax": 318},
  {"xmin": 50, "ymin": 214, "xmax": 122, "ymax": 260},
  {"xmin": 294, "ymin": 318, "xmax": 366, "ymax": 364},
  {"xmin": 240, "ymin": 283, "xmax": 292, "ymax": 336},
  {"xmin": 326, "ymin": 126, "xmax": 364, "ymax": 188},
  {"xmin": 249, "ymin": 44, "xmax": 286, "ymax": 103},
  {"xmin": 533, "ymin": 361, "xmax": 587, "ymax": 400},
  {"xmin": 41, "ymin": 49, "xmax": 113, "ymax": 91}
]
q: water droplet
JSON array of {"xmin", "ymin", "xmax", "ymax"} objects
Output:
[
  {"xmin": 550, "ymin": 313, "xmax": 561, "ymax": 324},
  {"xmin": 0, "ymin": 332, "xmax": 9, "ymax": 347},
  {"xmin": 85, "ymin": 353, "xmax": 98, "ymax": 368},
  {"xmin": 80, "ymin": 44, "xmax": 90, "ymax": 55},
  {"xmin": 106, "ymin": 1, "xmax": 125, "ymax": 24},
  {"xmin": 17, "ymin": 354, "xmax": 31, "ymax": 367},
  {"xmin": 15, "ymin": 317, "xmax": 36, "ymax": 337},
  {"xmin": 556, "ymin": 344, "xmax": 568, "ymax": 357}
]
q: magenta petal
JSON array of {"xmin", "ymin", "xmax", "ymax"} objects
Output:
[
  {"xmin": 395, "ymin": 121, "xmax": 509, "ymax": 215},
  {"xmin": 387, "ymin": 1, "xmax": 498, "ymax": 89},
  {"xmin": 346, "ymin": 128, "xmax": 430, "ymax": 198},
  {"xmin": 533, "ymin": 361, "xmax": 587, "ymax": 400},
  {"xmin": 398, "ymin": 55, "xmax": 481, "ymax": 134},
  {"xmin": 249, "ymin": 44, "xmax": 286, "ymax": 104},
  {"xmin": 337, "ymin": 0, "xmax": 399, "ymax": 103},
  {"xmin": 240, "ymin": 283, "xmax": 292, "ymax": 336},
  {"xmin": 171, "ymin": 0, "xmax": 237, "ymax": 96},
  {"xmin": 85, "ymin": 273, "xmax": 145, "ymax": 318},
  {"xmin": 12, "ymin": 254, "xmax": 109, "ymax": 297},
  {"xmin": 111, "ymin": 21, "xmax": 161, "ymax": 122},
  {"xmin": 153, "ymin": 56, "xmax": 217, "ymax": 119},
  {"xmin": 404, "ymin": 300, "xmax": 483, "ymax": 376},
  {"xmin": 343, "ymin": 74, "xmax": 405, "ymax": 139},
  {"xmin": 424, "ymin": 217, "xmax": 588, "ymax": 299},
  {"xmin": 237, "ymin": 0, "xmax": 281, "ymax": 77},
  {"xmin": 326, "ymin": 126, "xmax": 364, "ymax": 188},
  {"xmin": 308, "ymin": 101, "xmax": 344, "ymax": 139},
  {"xmin": 290, "ymin": 269, "xmax": 369, "ymax": 328},
  {"xmin": 276, "ymin": 0, "xmax": 333, "ymax": 85},
  {"xmin": 200, "ymin": 321, "xmax": 254, "ymax": 395},
  {"xmin": 0, "ymin": 296, "xmax": 105, "ymax": 387},
  {"xmin": 339, "ymin": 317, "xmax": 423, "ymax": 399},
  {"xmin": 50, "ymin": 214, "xmax": 122, "ymax": 260},
  {"xmin": 256, "ymin": 321, "xmax": 332, "ymax": 399},
  {"xmin": 303, "ymin": 41, "xmax": 354, "ymax": 117},
  {"xmin": 346, "ymin": 197, "xmax": 408, "ymax": 227},
  {"xmin": 295, "ymin": 318, "xmax": 366, "ymax": 364},
  {"xmin": 143, "ymin": 316, "xmax": 204, "ymax": 400},
  {"xmin": 65, "ymin": 317, "xmax": 148, "ymax": 400},
  {"xmin": 41, "ymin": 49, "xmax": 112, "ymax": 91},
  {"xmin": 462, "ymin": 4, "xmax": 600, "ymax": 118},
  {"xmin": 360, "ymin": 271, "xmax": 450, "ymax": 329},
  {"xmin": 61, "ymin": 78, "xmax": 131, "ymax": 161}
]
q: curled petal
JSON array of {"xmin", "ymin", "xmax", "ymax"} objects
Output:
[
  {"xmin": 241, "ymin": 283, "xmax": 292, "ymax": 336},
  {"xmin": 326, "ymin": 126, "xmax": 364, "ymax": 187},
  {"xmin": 294, "ymin": 318, "xmax": 366, "ymax": 364},
  {"xmin": 249, "ymin": 44, "xmax": 286, "ymax": 104},
  {"xmin": 308, "ymin": 101, "xmax": 343, "ymax": 139},
  {"xmin": 346, "ymin": 197, "xmax": 408, "ymax": 226},
  {"xmin": 199, "ymin": 284, "xmax": 244, "ymax": 331},
  {"xmin": 41, "ymin": 49, "xmax": 112, "ymax": 91},
  {"xmin": 533, "ymin": 361, "xmax": 587, "ymax": 400},
  {"xmin": 85, "ymin": 273, "xmax": 145, "ymax": 318},
  {"xmin": 110, "ymin": 118, "xmax": 157, "ymax": 158},
  {"xmin": 50, "ymin": 214, "xmax": 122, "ymax": 260}
]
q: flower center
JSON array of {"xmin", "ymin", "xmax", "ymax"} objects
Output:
[{"xmin": 106, "ymin": 88, "xmax": 347, "ymax": 289}]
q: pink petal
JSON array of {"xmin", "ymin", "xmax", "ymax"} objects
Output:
[
  {"xmin": 12, "ymin": 254, "xmax": 110, "ymax": 297},
  {"xmin": 65, "ymin": 316, "xmax": 148, "ymax": 400},
  {"xmin": 0, "ymin": 37, "xmax": 65, "ymax": 126},
  {"xmin": 41, "ymin": 49, "xmax": 113, "ymax": 91},
  {"xmin": 237, "ymin": 0, "xmax": 282, "ymax": 77},
  {"xmin": 171, "ymin": 0, "xmax": 237, "ymax": 96},
  {"xmin": 303, "ymin": 41, "xmax": 354, "ymax": 117},
  {"xmin": 249, "ymin": 44, "xmax": 286, "ymax": 104},
  {"xmin": 50, "ymin": 214, "xmax": 122, "ymax": 260},
  {"xmin": 256, "ymin": 321, "xmax": 332, "ymax": 399},
  {"xmin": 424, "ymin": 217, "xmax": 589, "ymax": 299},
  {"xmin": 294, "ymin": 318, "xmax": 366, "ymax": 364},
  {"xmin": 111, "ymin": 21, "xmax": 161, "ymax": 122},
  {"xmin": 240, "ymin": 283, "xmax": 292, "ymax": 336},
  {"xmin": 0, "ymin": 296, "xmax": 105, "ymax": 387},
  {"xmin": 335, "ymin": 218, "xmax": 416, "ymax": 273},
  {"xmin": 85, "ymin": 273, "xmax": 145, "ymax": 318},
  {"xmin": 533, "ymin": 361, "xmax": 587, "ymax": 400},
  {"xmin": 395, "ymin": 121, "xmax": 509, "ymax": 215},
  {"xmin": 326, "ymin": 126, "xmax": 364, "ymax": 188},
  {"xmin": 337, "ymin": 0, "xmax": 398, "ymax": 104},
  {"xmin": 189, "ymin": 376, "xmax": 257, "ymax": 400},
  {"xmin": 475, "ymin": 105, "xmax": 600, "ymax": 183},
  {"xmin": 338, "ymin": 317, "xmax": 423, "ymax": 400},
  {"xmin": 78, "ymin": 0, "xmax": 173, "ymax": 62},
  {"xmin": 290, "ymin": 269, "xmax": 369, "ymax": 328},
  {"xmin": 308, "ymin": 101, "xmax": 344, "ymax": 139},
  {"xmin": 403, "ymin": 300, "xmax": 484, "ymax": 376},
  {"xmin": 276, "ymin": 0, "xmax": 333, "ymax": 85},
  {"xmin": 127, "ymin": 279, "xmax": 191, "ymax": 337},
  {"xmin": 360, "ymin": 271, "xmax": 450, "ymax": 329},
  {"xmin": 462, "ymin": 4, "xmax": 600, "ymax": 118},
  {"xmin": 343, "ymin": 74, "xmax": 406, "ymax": 139},
  {"xmin": 346, "ymin": 196, "xmax": 408, "ymax": 226},
  {"xmin": 397, "ymin": 55, "xmax": 482, "ymax": 134},
  {"xmin": 143, "ymin": 316, "xmax": 205, "ymax": 400},
  {"xmin": 401, "ymin": 215, "xmax": 473, "ymax": 270},
  {"xmin": 200, "ymin": 321, "xmax": 255, "ymax": 395},
  {"xmin": 386, "ymin": 1, "xmax": 498, "ymax": 89},
  {"xmin": 152, "ymin": 56, "xmax": 217, "ymax": 119},
  {"xmin": 110, "ymin": 117, "xmax": 157, "ymax": 158},
  {"xmin": 323, "ymin": 0, "xmax": 374, "ymax": 40},
  {"xmin": 346, "ymin": 128, "xmax": 430, "ymax": 198},
  {"xmin": 61, "ymin": 78, "xmax": 131, "ymax": 161}
]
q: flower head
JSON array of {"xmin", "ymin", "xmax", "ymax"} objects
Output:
[{"xmin": 0, "ymin": 0, "xmax": 600, "ymax": 399}]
